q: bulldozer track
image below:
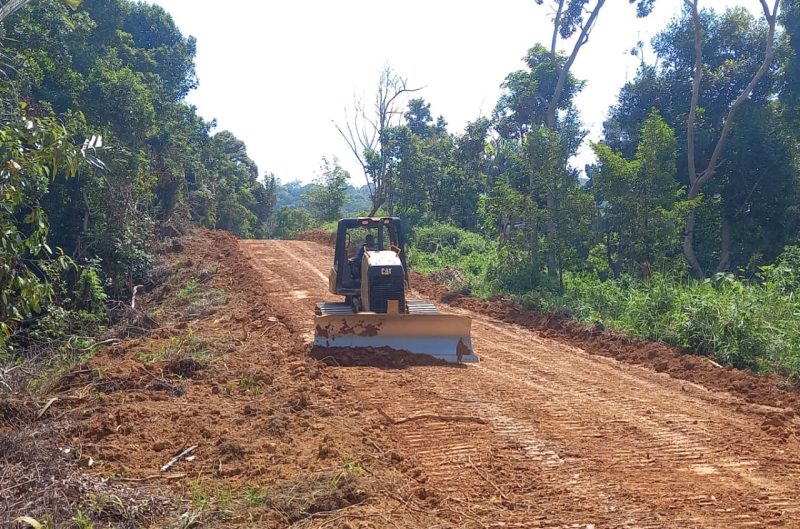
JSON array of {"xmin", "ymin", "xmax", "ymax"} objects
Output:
[{"xmin": 241, "ymin": 239, "xmax": 800, "ymax": 528}]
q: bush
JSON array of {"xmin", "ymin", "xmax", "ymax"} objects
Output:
[
  {"xmin": 555, "ymin": 271, "xmax": 800, "ymax": 379},
  {"xmin": 408, "ymin": 223, "xmax": 494, "ymax": 295}
]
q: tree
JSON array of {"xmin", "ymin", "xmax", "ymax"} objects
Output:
[
  {"xmin": 527, "ymin": 0, "xmax": 655, "ymax": 280},
  {"xmin": 334, "ymin": 66, "xmax": 421, "ymax": 216},
  {"xmin": 681, "ymin": 0, "xmax": 781, "ymax": 277},
  {"xmin": 604, "ymin": 6, "xmax": 793, "ymax": 274},
  {"xmin": 535, "ymin": 0, "xmax": 656, "ymax": 129},
  {"xmin": 304, "ymin": 157, "xmax": 350, "ymax": 222},
  {"xmin": 0, "ymin": 105, "xmax": 93, "ymax": 342},
  {"xmin": 592, "ymin": 109, "xmax": 681, "ymax": 276}
]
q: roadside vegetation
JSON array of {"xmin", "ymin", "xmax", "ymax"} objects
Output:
[{"xmin": 280, "ymin": 2, "xmax": 800, "ymax": 382}]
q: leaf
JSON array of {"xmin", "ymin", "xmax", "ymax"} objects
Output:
[
  {"xmin": 15, "ymin": 517, "xmax": 43, "ymax": 529},
  {"xmin": 62, "ymin": 0, "xmax": 82, "ymax": 9}
]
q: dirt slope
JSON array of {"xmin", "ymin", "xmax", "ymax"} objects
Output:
[{"xmin": 241, "ymin": 238, "xmax": 800, "ymax": 529}]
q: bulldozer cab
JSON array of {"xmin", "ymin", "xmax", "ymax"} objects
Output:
[{"xmin": 332, "ymin": 217, "xmax": 409, "ymax": 296}]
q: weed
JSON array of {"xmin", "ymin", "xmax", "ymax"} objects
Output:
[
  {"xmin": 242, "ymin": 486, "xmax": 267, "ymax": 507},
  {"xmin": 135, "ymin": 350, "xmax": 166, "ymax": 363},
  {"xmin": 189, "ymin": 473, "xmax": 212, "ymax": 512},
  {"xmin": 71, "ymin": 509, "xmax": 94, "ymax": 529},
  {"xmin": 238, "ymin": 376, "xmax": 262, "ymax": 395},
  {"xmin": 177, "ymin": 280, "xmax": 199, "ymax": 299},
  {"xmin": 215, "ymin": 485, "xmax": 235, "ymax": 512},
  {"xmin": 330, "ymin": 458, "xmax": 364, "ymax": 490},
  {"xmin": 160, "ymin": 330, "xmax": 210, "ymax": 361}
]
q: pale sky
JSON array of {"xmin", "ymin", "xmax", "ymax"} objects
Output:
[{"xmin": 150, "ymin": 0, "xmax": 760, "ymax": 185}]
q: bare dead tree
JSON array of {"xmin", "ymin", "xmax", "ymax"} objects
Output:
[
  {"xmin": 681, "ymin": 0, "xmax": 780, "ymax": 278},
  {"xmin": 334, "ymin": 66, "xmax": 422, "ymax": 216}
]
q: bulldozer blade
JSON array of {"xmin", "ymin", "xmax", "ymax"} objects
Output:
[{"xmin": 314, "ymin": 312, "xmax": 477, "ymax": 363}]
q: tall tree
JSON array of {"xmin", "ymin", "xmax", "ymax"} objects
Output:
[
  {"xmin": 681, "ymin": 0, "xmax": 781, "ymax": 277},
  {"xmin": 592, "ymin": 109, "xmax": 681, "ymax": 276},
  {"xmin": 531, "ymin": 0, "xmax": 656, "ymax": 278},
  {"xmin": 605, "ymin": 6, "xmax": 793, "ymax": 274},
  {"xmin": 304, "ymin": 157, "xmax": 350, "ymax": 222}
]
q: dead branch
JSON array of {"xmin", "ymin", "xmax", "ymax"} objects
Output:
[
  {"xmin": 160, "ymin": 445, "xmax": 197, "ymax": 472},
  {"xmin": 131, "ymin": 284, "xmax": 144, "ymax": 309},
  {"xmin": 546, "ymin": 0, "xmax": 606, "ymax": 128},
  {"xmin": 36, "ymin": 397, "xmax": 58, "ymax": 419},
  {"xmin": 118, "ymin": 473, "xmax": 187, "ymax": 482},
  {"xmin": 68, "ymin": 337, "xmax": 121, "ymax": 352},
  {"xmin": 392, "ymin": 413, "xmax": 487, "ymax": 425}
]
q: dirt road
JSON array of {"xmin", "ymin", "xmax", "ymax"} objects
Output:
[{"xmin": 241, "ymin": 239, "xmax": 800, "ymax": 528}]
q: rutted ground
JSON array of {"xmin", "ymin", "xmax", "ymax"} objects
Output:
[{"xmin": 241, "ymin": 238, "xmax": 800, "ymax": 529}]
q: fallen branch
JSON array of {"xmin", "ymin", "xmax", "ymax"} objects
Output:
[
  {"xmin": 393, "ymin": 413, "xmax": 486, "ymax": 425},
  {"xmin": 160, "ymin": 445, "xmax": 197, "ymax": 472},
  {"xmin": 119, "ymin": 472, "xmax": 187, "ymax": 482},
  {"xmin": 36, "ymin": 397, "xmax": 58, "ymax": 419},
  {"xmin": 131, "ymin": 284, "xmax": 144, "ymax": 309},
  {"xmin": 69, "ymin": 338, "xmax": 121, "ymax": 353}
]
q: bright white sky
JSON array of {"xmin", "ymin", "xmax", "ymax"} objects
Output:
[{"xmin": 151, "ymin": 0, "xmax": 759, "ymax": 185}]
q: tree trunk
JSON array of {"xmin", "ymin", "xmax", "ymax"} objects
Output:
[
  {"xmin": 681, "ymin": 0, "xmax": 779, "ymax": 279},
  {"xmin": 682, "ymin": 208, "xmax": 704, "ymax": 278},
  {"xmin": 546, "ymin": 188, "xmax": 558, "ymax": 280},
  {"xmin": 715, "ymin": 216, "xmax": 733, "ymax": 273}
]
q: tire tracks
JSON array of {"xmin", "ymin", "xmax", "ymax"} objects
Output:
[{"xmin": 241, "ymin": 239, "xmax": 800, "ymax": 528}]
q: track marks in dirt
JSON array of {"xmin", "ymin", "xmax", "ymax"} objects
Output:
[{"xmin": 242, "ymin": 239, "xmax": 800, "ymax": 529}]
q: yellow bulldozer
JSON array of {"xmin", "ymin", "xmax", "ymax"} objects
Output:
[{"xmin": 314, "ymin": 217, "xmax": 477, "ymax": 363}]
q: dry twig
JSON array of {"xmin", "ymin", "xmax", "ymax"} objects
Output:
[{"xmin": 160, "ymin": 445, "xmax": 197, "ymax": 472}]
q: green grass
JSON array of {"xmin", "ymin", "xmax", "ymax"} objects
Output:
[
  {"xmin": 242, "ymin": 486, "xmax": 267, "ymax": 507},
  {"xmin": 542, "ymin": 270, "xmax": 800, "ymax": 380},
  {"xmin": 135, "ymin": 331, "xmax": 210, "ymax": 364},
  {"xmin": 406, "ymin": 222, "xmax": 800, "ymax": 382}
]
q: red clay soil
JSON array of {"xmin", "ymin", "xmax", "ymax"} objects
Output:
[
  {"xmin": 240, "ymin": 238, "xmax": 800, "ymax": 529},
  {"xmin": 7, "ymin": 232, "xmax": 800, "ymax": 529},
  {"xmin": 296, "ymin": 226, "xmax": 800, "ymax": 412},
  {"xmin": 297, "ymin": 228, "xmax": 336, "ymax": 246},
  {"xmin": 411, "ymin": 272, "xmax": 800, "ymax": 413},
  {"xmin": 2, "ymin": 230, "xmax": 448, "ymax": 528}
]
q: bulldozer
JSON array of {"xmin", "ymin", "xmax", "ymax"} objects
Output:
[{"xmin": 313, "ymin": 217, "xmax": 477, "ymax": 363}]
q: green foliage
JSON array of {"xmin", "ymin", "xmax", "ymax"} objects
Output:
[
  {"xmin": 303, "ymin": 157, "xmax": 350, "ymax": 222},
  {"xmin": 409, "ymin": 223, "xmax": 495, "ymax": 296},
  {"xmin": 0, "ymin": 104, "xmax": 89, "ymax": 344},
  {"xmin": 73, "ymin": 262, "xmax": 107, "ymax": 312},
  {"xmin": 269, "ymin": 206, "xmax": 317, "ymax": 240},
  {"xmin": 409, "ymin": 220, "xmax": 800, "ymax": 381},
  {"xmin": 605, "ymin": 7, "xmax": 797, "ymax": 272},
  {"xmin": 177, "ymin": 280, "xmax": 199, "ymax": 299},
  {"xmin": 592, "ymin": 109, "xmax": 683, "ymax": 276},
  {"xmin": 551, "ymin": 269, "xmax": 800, "ymax": 380}
]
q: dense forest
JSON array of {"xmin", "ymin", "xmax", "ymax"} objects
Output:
[
  {"xmin": 1, "ymin": 0, "xmax": 278, "ymax": 354},
  {"xmin": 2, "ymin": 0, "xmax": 800, "ymax": 378}
]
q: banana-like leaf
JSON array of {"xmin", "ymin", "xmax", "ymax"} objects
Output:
[
  {"xmin": 15, "ymin": 517, "xmax": 44, "ymax": 529},
  {"xmin": 62, "ymin": 0, "xmax": 82, "ymax": 9}
]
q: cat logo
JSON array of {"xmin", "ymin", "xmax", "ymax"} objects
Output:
[{"xmin": 381, "ymin": 267, "xmax": 392, "ymax": 276}]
